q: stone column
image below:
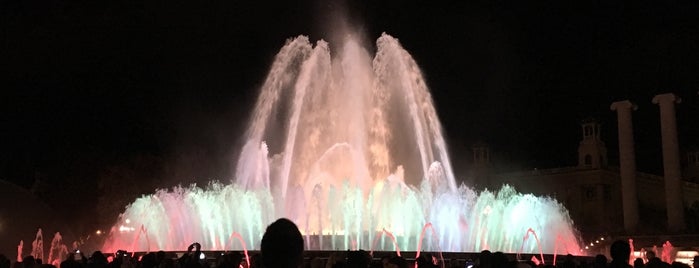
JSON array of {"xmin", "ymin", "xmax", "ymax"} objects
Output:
[
  {"xmin": 652, "ymin": 93, "xmax": 685, "ymax": 232},
  {"xmin": 611, "ymin": 100, "xmax": 639, "ymax": 233}
]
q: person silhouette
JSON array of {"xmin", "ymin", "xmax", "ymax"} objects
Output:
[
  {"xmin": 609, "ymin": 240, "xmax": 632, "ymax": 268},
  {"xmin": 261, "ymin": 218, "xmax": 304, "ymax": 268}
]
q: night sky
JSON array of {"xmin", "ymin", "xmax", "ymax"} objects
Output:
[{"xmin": 2, "ymin": 0, "xmax": 699, "ymax": 231}]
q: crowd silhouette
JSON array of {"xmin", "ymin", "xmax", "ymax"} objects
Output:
[{"xmin": 3, "ymin": 219, "xmax": 696, "ymax": 268}]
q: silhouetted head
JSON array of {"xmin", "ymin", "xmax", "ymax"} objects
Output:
[
  {"xmin": 415, "ymin": 254, "xmax": 433, "ymax": 268},
  {"xmin": 610, "ymin": 240, "xmax": 631, "ymax": 263},
  {"xmin": 478, "ymin": 250, "xmax": 492, "ymax": 267},
  {"xmin": 141, "ymin": 253, "xmax": 158, "ymax": 268},
  {"xmin": 91, "ymin": 251, "xmax": 108, "ymax": 264},
  {"xmin": 347, "ymin": 250, "xmax": 370, "ymax": 268},
  {"xmin": 593, "ymin": 254, "xmax": 607, "ymax": 268},
  {"xmin": 646, "ymin": 251, "xmax": 656, "ymax": 260},
  {"xmin": 261, "ymin": 218, "xmax": 304, "ymax": 268},
  {"xmin": 633, "ymin": 258, "xmax": 644, "ymax": 267},
  {"xmin": 218, "ymin": 252, "xmax": 243, "ymax": 268},
  {"xmin": 23, "ymin": 256, "xmax": 36, "ymax": 268},
  {"xmin": 492, "ymin": 252, "xmax": 508, "ymax": 267}
]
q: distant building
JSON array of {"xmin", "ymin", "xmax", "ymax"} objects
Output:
[{"xmin": 468, "ymin": 94, "xmax": 699, "ymax": 256}]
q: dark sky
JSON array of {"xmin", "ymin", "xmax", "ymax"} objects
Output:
[{"xmin": 2, "ymin": 0, "xmax": 699, "ymax": 229}]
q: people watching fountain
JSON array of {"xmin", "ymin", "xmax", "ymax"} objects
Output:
[
  {"xmin": 217, "ymin": 252, "xmax": 242, "ymax": 268},
  {"xmin": 59, "ymin": 253, "xmax": 82, "ymax": 268},
  {"xmin": 260, "ymin": 218, "xmax": 304, "ymax": 268},
  {"xmin": 490, "ymin": 252, "xmax": 508, "ymax": 268},
  {"xmin": 593, "ymin": 254, "xmax": 608, "ymax": 268},
  {"xmin": 22, "ymin": 256, "xmax": 37, "ymax": 268},
  {"xmin": 140, "ymin": 253, "xmax": 159, "ymax": 268},
  {"xmin": 87, "ymin": 251, "xmax": 107, "ymax": 268},
  {"xmin": 416, "ymin": 253, "xmax": 437, "ymax": 268},
  {"xmin": 346, "ymin": 251, "xmax": 370, "ymax": 268},
  {"xmin": 609, "ymin": 240, "xmax": 632, "ymax": 268},
  {"xmin": 646, "ymin": 251, "xmax": 671, "ymax": 268},
  {"xmin": 475, "ymin": 250, "xmax": 492, "ymax": 268}
]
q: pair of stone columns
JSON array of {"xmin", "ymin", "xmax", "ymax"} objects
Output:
[{"xmin": 611, "ymin": 93, "xmax": 685, "ymax": 233}]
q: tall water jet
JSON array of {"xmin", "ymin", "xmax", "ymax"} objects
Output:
[
  {"xmin": 17, "ymin": 240, "xmax": 23, "ymax": 262},
  {"xmin": 103, "ymin": 33, "xmax": 582, "ymax": 254},
  {"xmin": 32, "ymin": 229, "xmax": 44, "ymax": 261},
  {"xmin": 48, "ymin": 232, "xmax": 68, "ymax": 266}
]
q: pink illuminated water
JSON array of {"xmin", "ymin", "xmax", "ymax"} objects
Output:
[
  {"xmin": 226, "ymin": 233, "xmax": 250, "ymax": 268},
  {"xmin": 415, "ymin": 223, "xmax": 445, "ymax": 268},
  {"xmin": 103, "ymin": 33, "xmax": 582, "ymax": 254},
  {"xmin": 370, "ymin": 228, "xmax": 402, "ymax": 257},
  {"xmin": 415, "ymin": 223, "xmax": 441, "ymax": 258},
  {"xmin": 552, "ymin": 235, "xmax": 565, "ymax": 266},
  {"xmin": 32, "ymin": 229, "xmax": 44, "ymax": 261},
  {"xmin": 662, "ymin": 241, "xmax": 673, "ymax": 263},
  {"xmin": 516, "ymin": 228, "xmax": 545, "ymax": 265},
  {"xmin": 47, "ymin": 232, "xmax": 68, "ymax": 266},
  {"xmin": 130, "ymin": 225, "xmax": 150, "ymax": 254},
  {"xmin": 629, "ymin": 239, "xmax": 634, "ymax": 266},
  {"xmin": 17, "ymin": 240, "xmax": 23, "ymax": 262}
]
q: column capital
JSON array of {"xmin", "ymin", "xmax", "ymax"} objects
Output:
[
  {"xmin": 652, "ymin": 93, "xmax": 682, "ymax": 105},
  {"xmin": 611, "ymin": 100, "xmax": 638, "ymax": 111}
]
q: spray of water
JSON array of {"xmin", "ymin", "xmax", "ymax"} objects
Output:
[
  {"xmin": 17, "ymin": 240, "xmax": 23, "ymax": 262},
  {"xmin": 32, "ymin": 229, "xmax": 44, "ymax": 260},
  {"xmin": 48, "ymin": 232, "xmax": 68, "ymax": 266},
  {"xmin": 103, "ymin": 33, "xmax": 582, "ymax": 254}
]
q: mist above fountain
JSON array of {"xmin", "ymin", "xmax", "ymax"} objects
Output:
[{"xmin": 103, "ymin": 33, "xmax": 582, "ymax": 254}]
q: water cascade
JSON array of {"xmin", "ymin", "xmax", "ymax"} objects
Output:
[{"xmin": 103, "ymin": 33, "xmax": 582, "ymax": 254}]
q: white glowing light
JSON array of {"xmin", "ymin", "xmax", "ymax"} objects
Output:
[
  {"xmin": 96, "ymin": 230, "xmax": 102, "ymax": 235},
  {"xmin": 600, "ymin": 237, "xmax": 604, "ymax": 241},
  {"xmin": 118, "ymin": 225, "xmax": 135, "ymax": 232},
  {"xmin": 675, "ymin": 251, "xmax": 699, "ymax": 265},
  {"xmin": 125, "ymin": 219, "xmax": 131, "ymax": 224}
]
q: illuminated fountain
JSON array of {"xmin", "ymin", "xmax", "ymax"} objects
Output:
[
  {"xmin": 32, "ymin": 229, "xmax": 44, "ymax": 261},
  {"xmin": 103, "ymin": 33, "xmax": 582, "ymax": 254}
]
